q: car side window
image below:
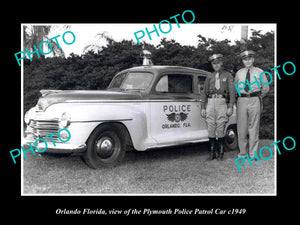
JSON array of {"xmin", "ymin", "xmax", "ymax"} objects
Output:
[
  {"xmin": 197, "ymin": 76, "xmax": 206, "ymax": 94},
  {"xmin": 155, "ymin": 74, "xmax": 193, "ymax": 94}
]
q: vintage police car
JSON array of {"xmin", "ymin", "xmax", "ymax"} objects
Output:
[{"xmin": 24, "ymin": 64, "xmax": 238, "ymax": 168}]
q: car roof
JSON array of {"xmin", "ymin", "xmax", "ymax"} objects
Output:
[{"xmin": 120, "ymin": 65, "xmax": 211, "ymax": 76}]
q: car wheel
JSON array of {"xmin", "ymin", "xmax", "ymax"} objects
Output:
[
  {"xmin": 224, "ymin": 125, "xmax": 239, "ymax": 151},
  {"xmin": 82, "ymin": 124, "xmax": 126, "ymax": 169}
]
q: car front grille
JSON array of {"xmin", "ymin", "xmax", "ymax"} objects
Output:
[{"xmin": 27, "ymin": 118, "xmax": 60, "ymax": 140}]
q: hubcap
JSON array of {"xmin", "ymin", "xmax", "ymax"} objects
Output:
[
  {"xmin": 96, "ymin": 137, "xmax": 114, "ymax": 158},
  {"xmin": 226, "ymin": 129, "xmax": 236, "ymax": 144}
]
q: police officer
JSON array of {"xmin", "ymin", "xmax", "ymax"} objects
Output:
[
  {"xmin": 234, "ymin": 50, "xmax": 269, "ymax": 160},
  {"xmin": 201, "ymin": 54, "xmax": 236, "ymax": 160}
]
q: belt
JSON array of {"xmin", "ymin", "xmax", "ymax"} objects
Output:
[
  {"xmin": 208, "ymin": 93, "xmax": 224, "ymax": 98},
  {"xmin": 239, "ymin": 91, "xmax": 261, "ymax": 98}
]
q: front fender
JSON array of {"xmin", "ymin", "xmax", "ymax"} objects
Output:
[{"xmin": 45, "ymin": 102, "xmax": 151, "ymax": 149}]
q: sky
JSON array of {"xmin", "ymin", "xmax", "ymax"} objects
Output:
[{"xmin": 44, "ymin": 23, "xmax": 276, "ymax": 57}]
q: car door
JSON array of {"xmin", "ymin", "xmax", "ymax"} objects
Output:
[{"xmin": 149, "ymin": 72, "xmax": 208, "ymax": 146}]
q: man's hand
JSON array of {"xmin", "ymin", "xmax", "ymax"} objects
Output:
[
  {"xmin": 226, "ymin": 107, "xmax": 233, "ymax": 117},
  {"xmin": 201, "ymin": 109, "xmax": 206, "ymax": 117}
]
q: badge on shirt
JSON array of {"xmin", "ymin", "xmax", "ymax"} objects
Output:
[{"xmin": 222, "ymin": 78, "xmax": 227, "ymax": 82}]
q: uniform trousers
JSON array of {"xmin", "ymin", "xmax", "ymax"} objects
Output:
[
  {"xmin": 237, "ymin": 96, "xmax": 260, "ymax": 158},
  {"xmin": 206, "ymin": 98, "xmax": 228, "ymax": 138}
]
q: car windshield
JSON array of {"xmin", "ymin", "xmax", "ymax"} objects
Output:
[{"xmin": 108, "ymin": 72, "xmax": 153, "ymax": 90}]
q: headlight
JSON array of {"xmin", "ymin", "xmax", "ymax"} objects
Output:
[
  {"xmin": 60, "ymin": 112, "xmax": 71, "ymax": 128},
  {"xmin": 24, "ymin": 111, "xmax": 30, "ymax": 124}
]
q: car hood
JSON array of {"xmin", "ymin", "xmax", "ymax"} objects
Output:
[{"xmin": 37, "ymin": 89, "xmax": 144, "ymax": 110}]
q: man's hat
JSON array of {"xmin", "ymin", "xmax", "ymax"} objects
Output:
[
  {"xmin": 240, "ymin": 50, "xmax": 255, "ymax": 59},
  {"xmin": 209, "ymin": 53, "xmax": 223, "ymax": 62}
]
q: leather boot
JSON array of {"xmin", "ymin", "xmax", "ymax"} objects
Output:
[
  {"xmin": 207, "ymin": 138, "xmax": 216, "ymax": 160},
  {"xmin": 217, "ymin": 138, "xmax": 224, "ymax": 160}
]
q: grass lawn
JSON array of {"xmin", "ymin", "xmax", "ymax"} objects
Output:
[{"xmin": 22, "ymin": 139, "xmax": 275, "ymax": 195}]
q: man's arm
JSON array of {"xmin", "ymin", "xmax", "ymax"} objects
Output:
[
  {"xmin": 227, "ymin": 72, "xmax": 236, "ymax": 108},
  {"xmin": 200, "ymin": 77, "xmax": 210, "ymax": 109},
  {"xmin": 200, "ymin": 77, "xmax": 210, "ymax": 117},
  {"xmin": 259, "ymin": 71, "xmax": 270, "ymax": 98}
]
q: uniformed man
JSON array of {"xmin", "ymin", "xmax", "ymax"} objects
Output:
[
  {"xmin": 201, "ymin": 54, "xmax": 236, "ymax": 160},
  {"xmin": 234, "ymin": 50, "xmax": 269, "ymax": 160}
]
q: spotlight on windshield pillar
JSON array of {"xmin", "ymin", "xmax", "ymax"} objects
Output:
[{"xmin": 140, "ymin": 50, "xmax": 153, "ymax": 66}]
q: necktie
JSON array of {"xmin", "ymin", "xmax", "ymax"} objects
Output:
[
  {"xmin": 215, "ymin": 72, "xmax": 220, "ymax": 90},
  {"xmin": 244, "ymin": 69, "xmax": 250, "ymax": 92}
]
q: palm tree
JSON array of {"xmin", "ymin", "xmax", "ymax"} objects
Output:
[
  {"xmin": 23, "ymin": 25, "xmax": 69, "ymax": 59},
  {"xmin": 83, "ymin": 32, "xmax": 114, "ymax": 54}
]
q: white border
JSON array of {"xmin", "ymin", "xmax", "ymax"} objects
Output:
[{"xmin": 20, "ymin": 23, "xmax": 277, "ymax": 196}]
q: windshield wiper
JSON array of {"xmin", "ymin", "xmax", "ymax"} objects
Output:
[
  {"xmin": 123, "ymin": 88, "xmax": 142, "ymax": 92},
  {"xmin": 115, "ymin": 87, "xmax": 141, "ymax": 91}
]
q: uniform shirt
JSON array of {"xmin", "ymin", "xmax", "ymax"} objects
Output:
[
  {"xmin": 234, "ymin": 66, "xmax": 269, "ymax": 98},
  {"xmin": 201, "ymin": 70, "xmax": 236, "ymax": 108}
]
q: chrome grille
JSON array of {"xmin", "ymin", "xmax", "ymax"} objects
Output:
[{"xmin": 28, "ymin": 119, "xmax": 60, "ymax": 139}]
